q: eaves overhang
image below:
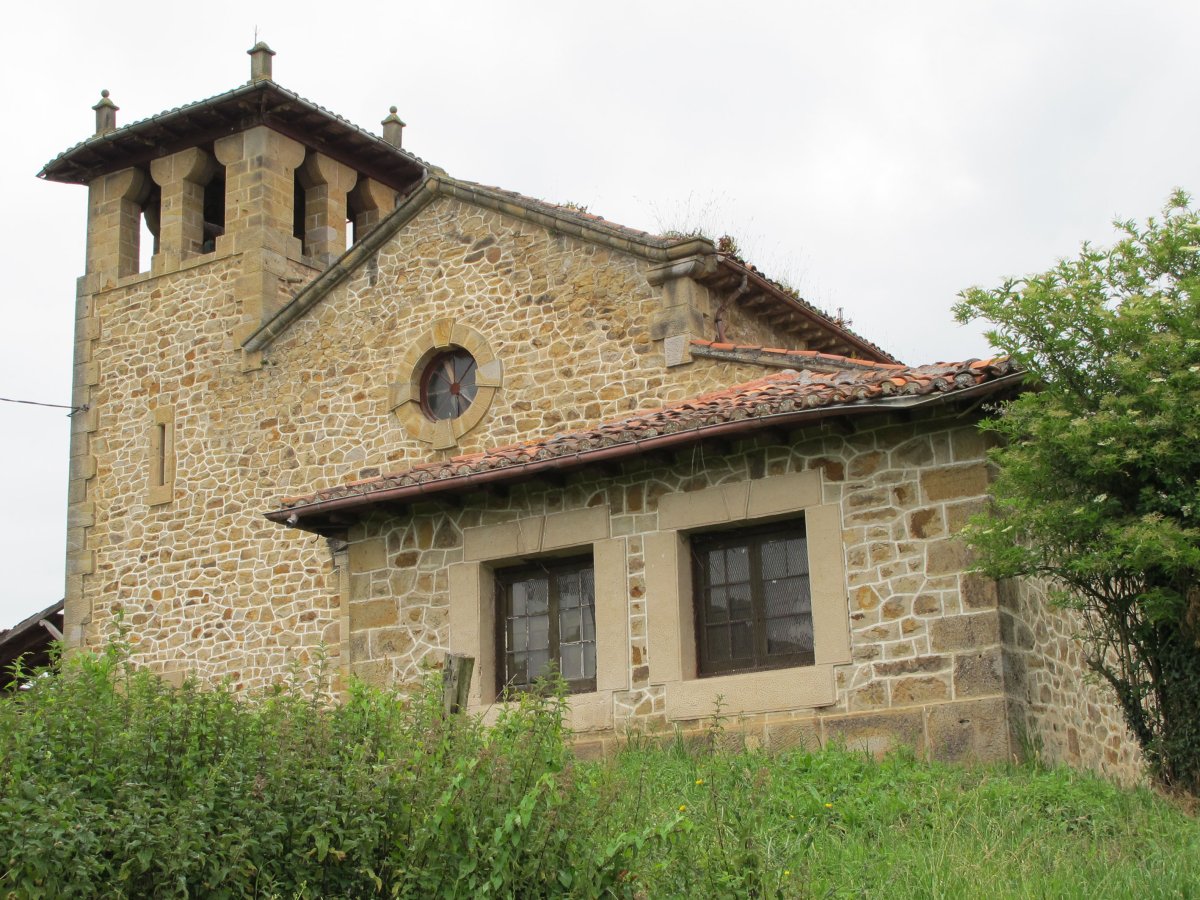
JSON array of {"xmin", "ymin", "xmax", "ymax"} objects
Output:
[
  {"xmin": 39, "ymin": 80, "xmax": 430, "ymax": 193},
  {"xmin": 712, "ymin": 257, "xmax": 900, "ymax": 364},
  {"xmin": 267, "ymin": 370, "xmax": 1023, "ymax": 536}
]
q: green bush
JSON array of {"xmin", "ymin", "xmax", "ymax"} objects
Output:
[{"xmin": 0, "ymin": 646, "xmax": 652, "ymax": 898}]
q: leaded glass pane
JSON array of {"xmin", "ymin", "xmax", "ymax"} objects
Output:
[
  {"xmin": 707, "ymin": 586, "xmax": 729, "ymax": 623},
  {"xmin": 528, "ymin": 614, "xmax": 549, "ymax": 651},
  {"xmin": 730, "ymin": 621, "xmax": 754, "ymax": 660},
  {"xmin": 705, "ymin": 624, "xmax": 729, "ymax": 663},
  {"xmin": 561, "ymin": 607, "xmax": 581, "ymax": 643},
  {"xmin": 527, "ymin": 578, "xmax": 548, "ymax": 617},
  {"xmin": 581, "ymin": 603, "xmax": 595, "ymax": 642},
  {"xmin": 728, "ymin": 583, "xmax": 753, "ymax": 620},
  {"xmin": 766, "ymin": 617, "xmax": 811, "ymax": 656},
  {"xmin": 725, "ymin": 545, "xmax": 750, "ymax": 583},
  {"xmin": 560, "ymin": 644, "xmax": 583, "ymax": 680},
  {"xmin": 583, "ymin": 643, "xmax": 596, "ymax": 679},
  {"xmin": 707, "ymin": 549, "xmax": 724, "ymax": 585},
  {"xmin": 558, "ymin": 571, "xmax": 580, "ymax": 609}
]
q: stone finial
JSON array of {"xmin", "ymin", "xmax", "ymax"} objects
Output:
[
  {"xmin": 92, "ymin": 89, "xmax": 118, "ymax": 136},
  {"xmin": 248, "ymin": 41, "xmax": 276, "ymax": 83},
  {"xmin": 381, "ymin": 106, "xmax": 406, "ymax": 148}
]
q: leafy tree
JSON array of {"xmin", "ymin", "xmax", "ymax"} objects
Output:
[{"xmin": 954, "ymin": 190, "xmax": 1200, "ymax": 793}]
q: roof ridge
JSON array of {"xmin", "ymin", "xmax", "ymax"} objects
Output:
[{"xmin": 446, "ymin": 178, "xmax": 688, "ymax": 248}]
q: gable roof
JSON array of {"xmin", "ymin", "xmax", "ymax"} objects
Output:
[
  {"xmin": 241, "ymin": 174, "xmax": 896, "ymax": 363},
  {"xmin": 268, "ymin": 356, "xmax": 1019, "ymax": 534}
]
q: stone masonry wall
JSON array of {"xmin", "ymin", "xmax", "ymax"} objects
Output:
[
  {"xmin": 73, "ymin": 195, "xmax": 780, "ymax": 688},
  {"xmin": 1001, "ymin": 578, "xmax": 1144, "ymax": 785},
  {"xmin": 344, "ymin": 409, "xmax": 1015, "ymax": 763}
]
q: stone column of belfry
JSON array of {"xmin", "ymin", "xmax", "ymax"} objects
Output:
[
  {"xmin": 85, "ymin": 167, "xmax": 150, "ymax": 287},
  {"xmin": 150, "ymin": 147, "xmax": 218, "ymax": 271},
  {"xmin": 348, "ymin": 177, "xmax": 397, "ymax": 240},
  {"xmin": 298, "ymin": 152, "xmax": 358, "ymax": 267},
  {"xmin": 213, "ymin": 126, "xmax": 306, "ymax": 361}
]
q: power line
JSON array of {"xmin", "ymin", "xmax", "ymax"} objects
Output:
[{"xmin": 0, "ymin": 396, "xmax": 88, "ymax": 415}]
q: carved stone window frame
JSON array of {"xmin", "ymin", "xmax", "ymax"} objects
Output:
[
  {"xmin": 446, "ymin": 506, "xmax": 630, "ymax": 733},
  {"xmin": 644, "ymin": 469, "xmax": 851, "ymax": 721},
  {"xmin": 389, "ymin": 318, "xmax": 502, "ymax": 450}
]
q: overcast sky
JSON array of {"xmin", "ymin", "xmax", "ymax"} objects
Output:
[{"xmin": 2, "ymin": 0, "xmax": 1197, "ymax": 628}]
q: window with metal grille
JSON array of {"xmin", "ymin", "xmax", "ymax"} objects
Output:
[
  {"xmin": 692, "ymin": 520, "xmax": 814, "ymax": 676},
  {"xmin": 495, "ymin": 557, "xmax": 597, "ymax": 694},
  {"xmin": 421, "ymin": 348, "xmax": 478, "ymax": 421}
]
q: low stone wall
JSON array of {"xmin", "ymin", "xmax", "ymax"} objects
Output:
[{"xmin": 1000, "ymin": 578, "xmax": 1144, "ymax": 785}]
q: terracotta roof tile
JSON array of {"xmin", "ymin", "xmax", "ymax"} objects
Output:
[
  {"xmin": 277, "ymin": 356, "xmax": 1017, "ymax": 513},
  {"xmin": 690, "ymin": 339, "xmax": 905, "ymax": 372}
]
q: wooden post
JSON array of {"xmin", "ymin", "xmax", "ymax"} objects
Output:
[{"xmin": 442, "ymin": 653, "xmax": 475, "ymax": 715}]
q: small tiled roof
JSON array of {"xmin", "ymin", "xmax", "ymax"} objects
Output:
[
  {"xmin": 270, "ymin": 355, "xmax": 1018, "ymax": 528},
  {"xmin": 708, "ymin": 261, "xmax": 900, "ymax": 364},
  {"xmin": 0, "ymin": 599, "xmax": 64, "ymax": 689},
  {"xmin": 690, "ymin": 339, "xmax": 905, "ymax": 372},
  {"xmin": 444, "ymin": 183, "xmax": 896, "ymax": 364}
]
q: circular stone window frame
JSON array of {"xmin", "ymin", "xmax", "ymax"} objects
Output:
[{"xmin": 389, "ymin": 318, "xmax": 503, "ymax": 450}]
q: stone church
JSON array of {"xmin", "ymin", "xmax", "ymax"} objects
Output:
[{"xmin": 40, "ymin": 45, "xmax": 1138, "ymax": 777}]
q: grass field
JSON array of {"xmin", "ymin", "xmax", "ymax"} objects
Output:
[
  {"xmin": 591, "ymin": 736, "xmax": 1200, "ymax": 897},
  {"xmin": 2, "ymin": 650, "xmax": 1197, "ymax": 897}
]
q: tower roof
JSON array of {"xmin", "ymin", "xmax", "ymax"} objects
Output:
[{"xmin": 39, "ymin": 79, "xmax": 431, "ymax": 192}]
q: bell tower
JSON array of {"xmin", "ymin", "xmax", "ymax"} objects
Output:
[{"xmin": 40, "ymin": 45, "xmax": 428, "ymax": 648}]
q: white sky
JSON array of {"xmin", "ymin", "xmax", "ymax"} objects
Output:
[{"xmin": 2, "ymin": 0, "xmax": 1198, "ymax": 627}]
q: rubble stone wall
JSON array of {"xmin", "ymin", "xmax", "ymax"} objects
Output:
[
  {"xmin": 69, "ymin": 196, "xmax": 777, "ymax": 688},
  {"xmin": 344, "ymin": 409, "xmax": 1016, "ymax": 763},
  {"xmin": 1001, "ymin": 578, "xmax": 1144, "ymax": 785}
]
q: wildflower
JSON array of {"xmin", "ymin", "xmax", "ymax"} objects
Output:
[
  {"xmin": 678, "ymin": 804, "xmax": 687, "ymax": 812},
  {"xmin": 824, "ymin": 802, "xmax": 833, "ymax": 809},
  {"xmin": 783, "ymin": 870, "xmax": 792, "ymax": 878},
  {"xmin": 694, "ymin": 778, "xmax": 705, "ymax": 785}
]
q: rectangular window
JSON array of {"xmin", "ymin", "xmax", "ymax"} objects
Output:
[
  {"xmin": 495, "ymin": 556, "xmax": 596, "ymax": 694},
  {"xmin": 692, "ymin": 520, "xmax": 814, "ymax": 676},
  {"xmin": 147, "ymin": 406, "xmax": 176, "ymax": 506}
]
